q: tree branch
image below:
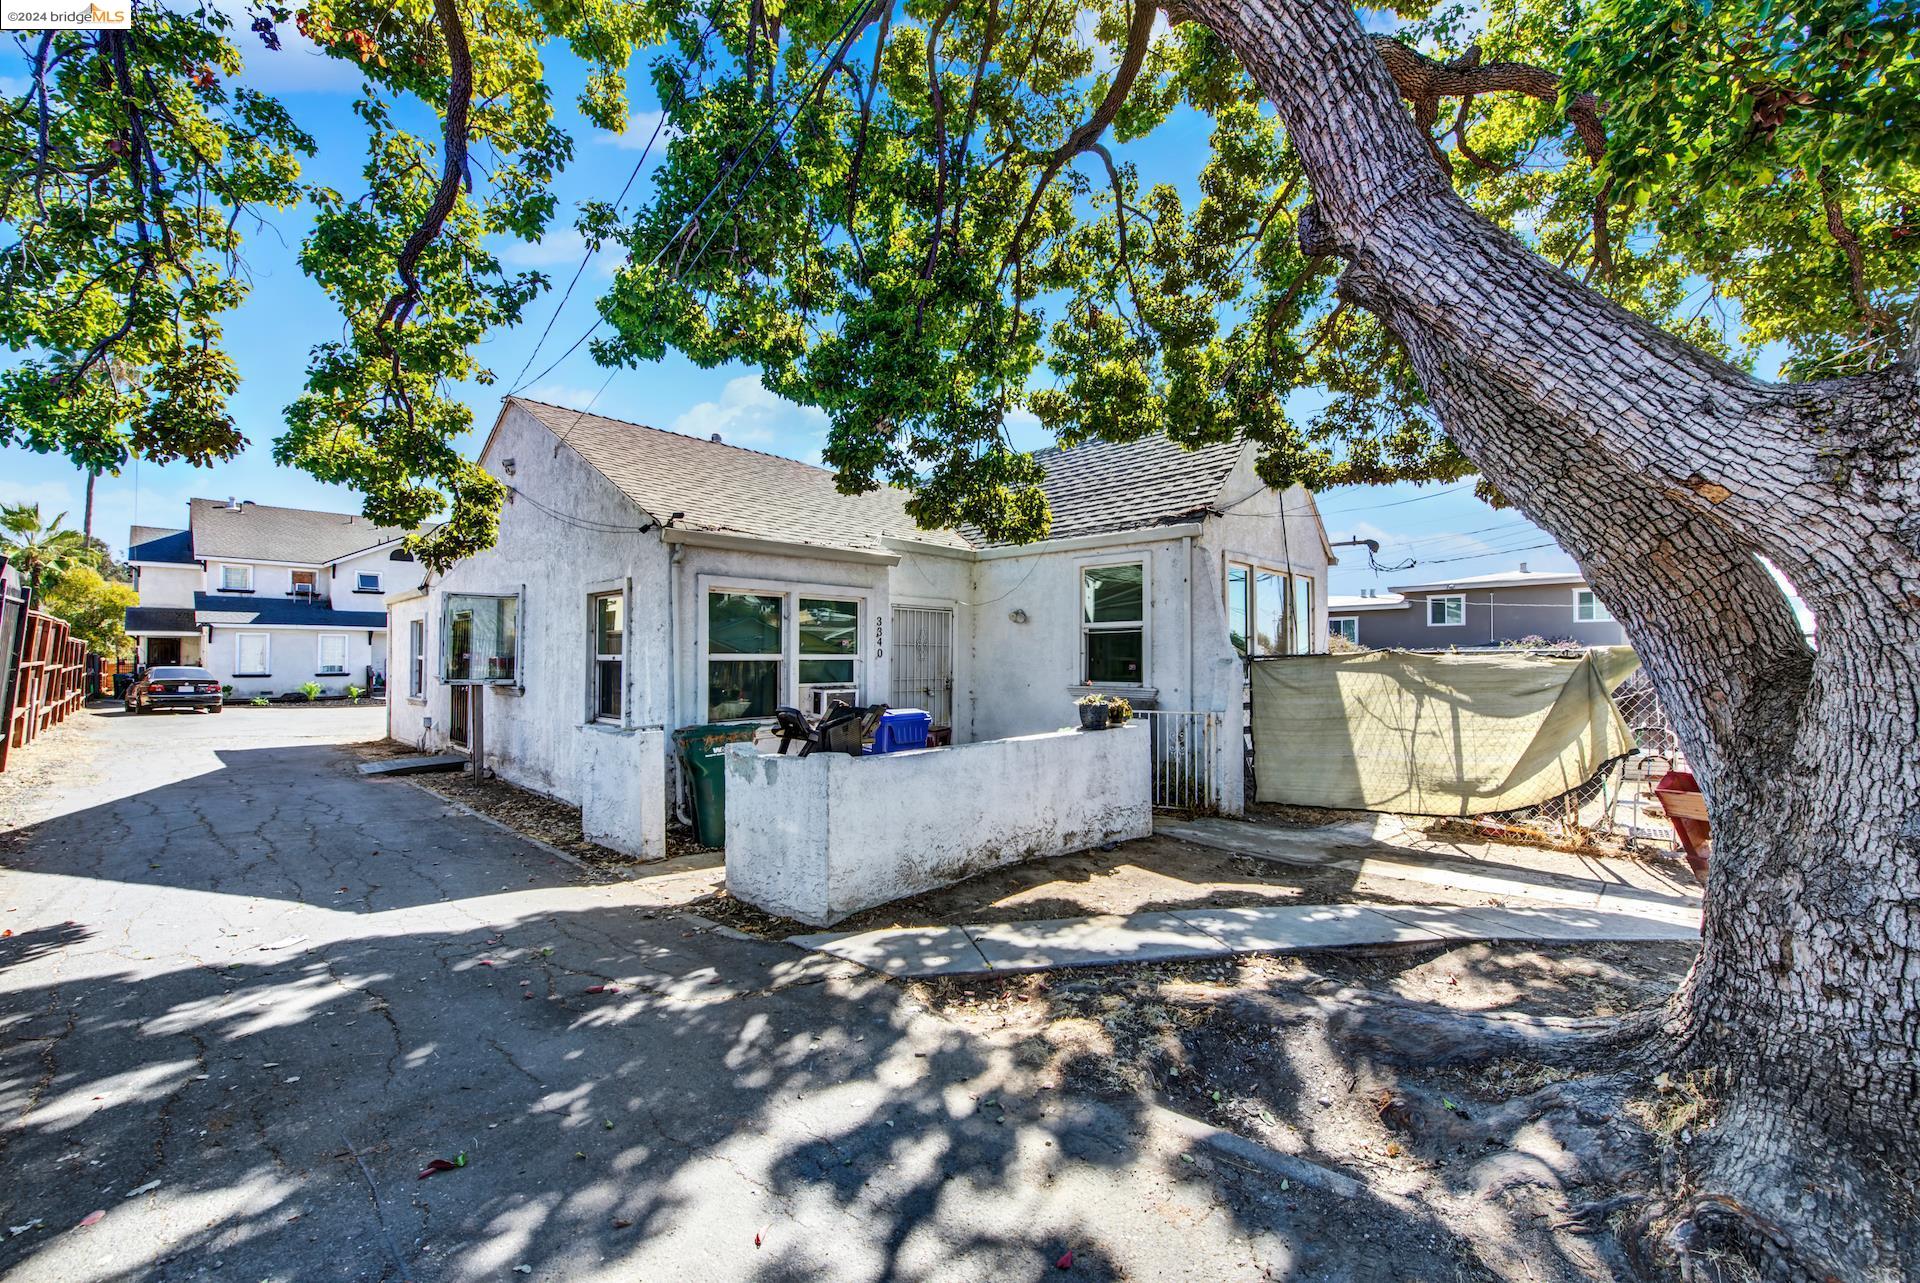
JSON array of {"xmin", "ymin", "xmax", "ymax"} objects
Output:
[
  {"xmin": 998, "ymin": 0, "xmax": 1157, "ymax": 283},
  {"xmin": 377, "ymin": 0, "xmax": 474, "ymax": 336},
  {"xmin": 1369, "ymin": 37, "xmax": 1615, "ymax": 280}
]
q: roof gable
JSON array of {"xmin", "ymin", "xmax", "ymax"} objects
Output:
[
  {"xmin": 188, "ymin": 499, "xmax": 410, "ymax": 566},
  {"xmin": 505, "ymin": 398, "xmax": 972, "ymax": 554}
]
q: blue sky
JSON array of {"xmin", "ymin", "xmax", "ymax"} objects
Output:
[{"xmin": 0, "ymin": 17, "xmax": 1576, "ymax": 597}]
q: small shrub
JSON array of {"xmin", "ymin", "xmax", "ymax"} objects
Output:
[
  {"xmin": 1105, "ymin": 696, "xmax": 1133, "ymax": 724},
  {"xmin": 347, "ymin": 685, "xmax": 363, "ymax": 701},
  {"xmin": 1075, "ymin": 692, "xmax": 1108, "ymax": 706},
  {"xmin": 221, "ymin": 684, "xmax": 234, "ymax": 695},
  {"xmin": 250, "ymin": 696, "xmax": 269, "ymax": 707},
  {"xmin": 299, "ymin": 680, "xmax": 323, "ymax": 701}
]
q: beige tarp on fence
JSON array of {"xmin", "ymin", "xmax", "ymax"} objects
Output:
[{"xmin": 1249, "ymin": 647, "xmax": 1642, "ymax": 816}]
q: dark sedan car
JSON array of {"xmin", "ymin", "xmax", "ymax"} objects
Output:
[{"xmin": 125, "ymin": 666, "xmax": 225, "ymax": 714}]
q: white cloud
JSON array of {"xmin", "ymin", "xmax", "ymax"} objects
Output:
[
  {"xmin": 202, "ymin": 0, "xmax": 366, "ymax": 95},
  {"xmin": 520, "ymin": 382, "xmax": 614, "ymax": 411},
  {"xmin": 0, "ymin": 74, "xmax": 29, "ymax": 98},
  {"xmin": 598, "ymin": 109, "xmax": 678, "ymax": 153},
  {"xmin": 670, "ymin": 376, "xmax": 827, "ymax": 457}
]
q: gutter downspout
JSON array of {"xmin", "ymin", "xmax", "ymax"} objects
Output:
[{"xmin": 666, "ymin": 541, "xmax": 691, "ymax": 827}]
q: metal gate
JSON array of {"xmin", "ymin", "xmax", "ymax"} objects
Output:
[
  {"xmin": 1136, "ymin": 709, "xmax": 1222, "ymax": 813},
  {"xmin": 889, "ymin": 606, "xmax": 954, "ymax": 729}
]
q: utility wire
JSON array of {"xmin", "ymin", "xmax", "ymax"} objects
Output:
[{"xmin": 507, "ymin": 0, "xmax": 875, "ymax": 400}]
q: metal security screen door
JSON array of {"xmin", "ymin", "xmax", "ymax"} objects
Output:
[{"xmin": 890, "ymin": 607, "xmax": 954, "ymax": 729}]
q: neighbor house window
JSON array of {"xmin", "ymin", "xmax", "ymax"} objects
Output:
[
  {"xmin": 235, "ymin": 632, "xmax": 269, "ymax": 676},
  {"xmin": 1573, "ymin": 589, "xmax": 1613, "ymax": 623},
  {"xmin": 220, "ymin": 564, "xmax": 253, "ymax": 592},
  {"xmin": 1330, "ymin": 617, "xmax": 1359, "ymax": 644},
  {"xmin": 1428, "ymin": 594, "xmax": 1465, "ymax": 627},
  {"xmin": 1082, "ymin": 562, "xmax": 1145, "ymax": 684},
  {"xmin": 407, "ymin": 619, "xmax": 425, "ymax": 698},
  {"xmin": 291, "ymin": 569, "xmax": 317, "ymax": 595},
  {"xmin": 707, "ymin": 591, "xmax": 782, "ymax": 719},
  {"xmin": 591, "ymin": 592, "xmax": 623, "ymax": 722},
  {"xmin": 317, "ymin": 633, "xmax": 349, "ymax": 675},
  {"xmin": 356, "ymin": 571, "xmax": 382, "ymax": 593},
  {"xmin": 441, "ymin": 593, "xmax": 520, "ymax": 683},
  {"xmin": 797, "ymin": 597, "xmax": 860, "ymax": 686}
]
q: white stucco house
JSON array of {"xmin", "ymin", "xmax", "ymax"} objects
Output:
[
  {"xmin": 388, "ymin": 397, "xmax": 1336, "ymax": 859},
  {"xmin": 124, "ymin": 499, "xmax": 416, "ymax": 696}
]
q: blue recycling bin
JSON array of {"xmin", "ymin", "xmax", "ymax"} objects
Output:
[{"xmin": 865, "ymin": 708, "xmax": 932, "ymax": 754}]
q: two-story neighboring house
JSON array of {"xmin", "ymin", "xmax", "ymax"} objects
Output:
[
  {"xmin": 1328, "ymin": 566, "xmax": 1628, "ymax": 650},
  {"xmin": 124, "ymin": 498, "xmax": 415, "ymax": 696}
]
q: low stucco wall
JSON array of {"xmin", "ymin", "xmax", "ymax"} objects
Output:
[{"xmin": 724, "ymin": 724, "xmax": 1151, "ymax": 926}]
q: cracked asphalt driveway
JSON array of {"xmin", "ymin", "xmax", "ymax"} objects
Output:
[{"xmin": 0, "ymin": 707, "xmax": 1381, "ymax": 1282}]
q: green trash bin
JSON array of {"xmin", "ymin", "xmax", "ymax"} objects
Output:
[{"xmin": 673, "ymin": 723, "xmax": 763, "ymax": 848}]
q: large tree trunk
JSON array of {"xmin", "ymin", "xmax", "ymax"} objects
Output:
[{"xmin": 1177, "ymin": 0, "xmax": 1920, "ymax": 1275}]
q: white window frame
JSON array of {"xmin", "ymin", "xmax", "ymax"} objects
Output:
[
  {"xmin": 290, "ymin": 569, "xmax": 318, "ymax": 597},
  {"xmin": 1573, "ymin": 588, "xmax": 1613, "ymax": 623},
  {"xmin": 1225, "ymin": 555, "xmax": 1318, "ymax": 656},
  {"xmin": 407, "ymin": 618, "xmax": 426, "ymax": 699},
  {"xmin": 317, "ymin": 633, "xmax": 349, "ymax": 675},
  {"xmin": 234, "ymin": 631, "xmax": 270, "ymax": 676},
  {"xmin": 356, "ymin": 570, "xmax": 383, "ymax": 593},
  {"xmin": 1080, "ymin": 556, "xmax": 1150, "ymax": 687},
  {"xmin": 1330, "ymin": 616, "xmax": 1359, "ymax": 644},
  {"xmin": 219, "ymin": 563, "xmax": 253, "ymax": 592},
  {"xmin": 589, "ymin": 589, "xmax": 625, "ymax": 725},
  {"xmin": 1427, "ymin": 594, "xmax": 1466, "ymax": 627},
  {"xmin": 694, "ymin": 574, "xmax": 875, "ymax": 722}
]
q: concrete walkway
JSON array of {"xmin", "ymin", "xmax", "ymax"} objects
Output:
[{"xmin": 789, "ymin": 900, "xmax": 1699, "ymax": 978}]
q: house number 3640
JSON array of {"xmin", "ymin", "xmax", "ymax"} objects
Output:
[{"xmin": 874, "ymin": 617, "xmax": 883, "ymax": 660}]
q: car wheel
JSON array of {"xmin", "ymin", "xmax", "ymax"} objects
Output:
[{"xmin": 209, "ymin": 705, "xmax": 223, "ymax": 714}]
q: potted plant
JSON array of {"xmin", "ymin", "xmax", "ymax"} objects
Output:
[
  {"xmin": 1106, "ymin": 696, "xmax": 1133, "ymax": 725},
  {"xmin": 1076, "ymin": 693, "xmax": 1110, "ymax": 730}
]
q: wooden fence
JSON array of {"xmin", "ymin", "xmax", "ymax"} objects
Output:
[{"xmin": 1, "ymin": 569, "xmax": 91, "ymax": 774}]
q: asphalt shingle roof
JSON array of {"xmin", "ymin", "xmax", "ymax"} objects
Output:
[
  {"xmin": 192, "ymin": 594, "xmax": 388, "ymax": 629},
  {"xmin": 128, "ymin": 526, "xmax": 195, "ymax": 564},
  {"xmin": 125, "ymin": 606, "xmax": 198, "ymax": 634},
  {"xmin": 188, "ymin": 499, "xmax": 409, "ymax": 566},
  {"xmin": 509, "ymin": 399, "xmax": 973, "ymax": 554},
  {"xmin": 510, "ymin": 398, "xmax": 1250, "ymax": 555},
  {"xmin": 971, "ymin": 434, "xmax": 1244, "ymax": 547}
]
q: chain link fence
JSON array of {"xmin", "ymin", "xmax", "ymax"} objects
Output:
[{"xmin": 1482, "ymin": 666, "xmax": 1686, "ymax": 851}]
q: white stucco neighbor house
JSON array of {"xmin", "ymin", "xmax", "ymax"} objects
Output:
[
  {"xmin": 387, "ymin": 397, "xmax": 1336, "ymax": 860},
  {"xmin": 124, "ymin": 498, "xmax": 416, "ymax": 697}
]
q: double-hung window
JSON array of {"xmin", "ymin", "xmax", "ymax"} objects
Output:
[
  {"xmin": 591, "ymin": 592, "xmax": 624, "ymax": 723},
  {"xmin": 1428, "ymin": 594, "xmax": 1465, "ymax": 627},
  {"xmin": 1082, "ymin": 562, "xmax": 1146, "ymax": 684},
  {"xmin": 1573, "ymin": 589, "xmax": 1613, "ymax": 623},
  {"xmin": 220, "ymin": 564, "xmax": 253, "ymax": 592},
  {"xmin": 707, "ymin": 592, "xmax": 783, "ymax": 720},
  {"xmin": 317, "ymin": 634, "xmax": 349, "ymax": 674},
  {"xmin": 407, "ymin": 619, "xmax": 426, "ymax": 698}
]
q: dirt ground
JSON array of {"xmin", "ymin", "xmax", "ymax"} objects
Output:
[
  {"xmin": 350, "ymin": 738, "xmax": 714, "ymax": 870},
  {"xmin": 685, "ymin": 825, "xmax": 1643, "ymax": 939},
  {"xmin": 908, "ymin": 936, "xmax": 1702, "ymax": 1282}
]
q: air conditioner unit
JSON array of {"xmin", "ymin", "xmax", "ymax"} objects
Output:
[{"xmin": 801, "ymin": 684, "xmax": 860, "ymax": 716}]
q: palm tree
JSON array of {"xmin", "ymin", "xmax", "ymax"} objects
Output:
[{"xmin": 1, "ymin": 503, "xmax": 97, "ymax": 598}]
